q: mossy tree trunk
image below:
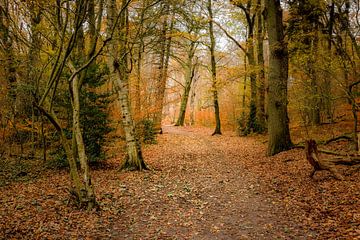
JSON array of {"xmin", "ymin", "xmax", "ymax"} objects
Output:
[{"xmin": 264, "ymin": 0, "xmax": 292, "ymax": 156}]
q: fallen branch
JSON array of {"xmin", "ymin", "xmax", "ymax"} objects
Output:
[
  {"xmin": 323, "ymin": 134, "xmax": 352, "ymax": 145},
  {"xmin": 293, "ymin": 144, "xmax": 358, "ymax": 157},
  {"xmin": 330, "ymin": 157, "xmax": 360, "ymax": 166}
]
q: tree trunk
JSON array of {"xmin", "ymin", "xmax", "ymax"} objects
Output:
[
  {"xmin": 189, "ymin": 79, "xmax": 197, "ymax": 126},
  {"xmin": 265, "ymin": 0, "xmax": 292, "ymax": 156},
  {"xmin": 114, "ymin": 63, "xmax": 147, "ymax": 170},
  {"xmin": 323, "ymin": 1, "xmax": 335, "ymax": 123},
  {"xmin": 112, "ymin": 0, "xmax": 147, "ymax": 170},
  {"xmin": 207, "ymin": 0, "xmax": 221, "ymax": 135},
  {"xmin": 35, "ymin": 106, "xmax": 85, "ymax": 206},
  {"xmin": 175, "ymin": 34, "xmax": 198, "ymax": 127},
  {"xmin": 256, "ymin": 0, "xmax": 266, "ymax": 131},
  {"xmin": 154, "ymin": 6, "xmax": 174, "ymax": 132},
  {"xmin": 134, "ymin": 39, "xmax": 143, "ymax": 118},
  {"xmin": 175, "ymin": 61, "xmax": 195, "ymax": 126},
  {"xmin": 0, "ymin": 2, "xmax": 17, "ymax": 109},
  {"xmin": 71, "ymin": 75, "xmax": 96, "ymax": 208},
  {"xmin": 246, "ymin": 36, "xmax": 258, "ymax": 134},
  {"xmin": 27, "ymin": 2, "xmax": 42, "ymax": 155}
]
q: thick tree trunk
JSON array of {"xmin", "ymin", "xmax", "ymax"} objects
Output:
[
  {"xmin": 207, "ymin": 0, "xmax": 221, "ymax": 135},
  {"xmin": 265, "ymin": 0, "xmax": 292, "ymax": 156}
]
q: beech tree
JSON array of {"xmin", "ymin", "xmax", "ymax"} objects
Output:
[
  {"xmin": 107, "ymin": 0, "xmax": 147, "ymax": 170},
  {"xmin": 264, "ymin": 0, "xmax": 292, "ymax": 156},
  {"xmin": 33, "ymin": 0, "xmax": 100, "ymax": 209}
]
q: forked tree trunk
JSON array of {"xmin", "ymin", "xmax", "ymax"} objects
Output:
[
  {"xmin": 175, "ymin": 41, "xmax": 197, "ymax": 127},
  {"xmin": 71, "ymin": 75, "xmax": 96, "ymax": 209},
  {"xmin": 35, "ymin": 106, "xmax": 86, "ymax": 205},
  {"xmin": 265, "ymin": 0, "xmax": 292, "ymax": 156},
  {"xmin": 175, "ymin": 63, "xmax": 195, "ymax": 126}
]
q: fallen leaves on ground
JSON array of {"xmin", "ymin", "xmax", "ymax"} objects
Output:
[{"xmin": 0, "ymin": 126, "xmax": 359, "ymax": 239}]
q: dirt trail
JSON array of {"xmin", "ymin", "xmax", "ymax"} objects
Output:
[
  {"xmin": 109, "ymin": 126, "xmax": 302, "ymax": 239},
  {"xmin": 0, "ymin": 126, "xmax": 305, "ymax": 239}
]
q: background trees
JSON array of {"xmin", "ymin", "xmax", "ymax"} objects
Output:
[{"xmin": 1, "ymin": 0, "xmax": 360, "ymax": 206}]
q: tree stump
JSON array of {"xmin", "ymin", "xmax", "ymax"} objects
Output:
[{"xmin": 305, "ymin": 139, "xmax": 344, "ymax": 180}]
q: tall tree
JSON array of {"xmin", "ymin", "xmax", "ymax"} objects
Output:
[
  {"xmin": 0, "ymin": 1, "xmax": 16, "ymax": 113},
  {"xmin": 255, "ymin": 0, "xmax": 266, "ymax": 130},
  {"xmin": 173, "ymin": 0, "xmax": 202, "ymax": 127},
  {"xmin": 174, "ymin": 27, "xmax": 199, "ymax": 127},
  {"xmin": 288, "ymin": 0, "xmax": 323, "ymax": 125},
  {"xmin": 264, "ymin": 0, "xmax": 292, "ymax": 156},
  {"xmin": 207, "ymin": 0, "xmax": 222, "ymax": 135},
  {"xmin": 34, "ymin": 0, "xmax": 100, "ymax": 209},
  {"xmin": 153, "ymin": 3, "xmax": 174, "ymax": 132},
  {"xmin": 109, "ymin": 0, "xmax": 147, "ymax": 170},
  {"xmin": 231, "ymin": 0, "xmax": 264, "ymax": 134}
]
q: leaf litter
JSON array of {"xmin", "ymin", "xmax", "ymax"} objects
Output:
[{"xmin": 0, "ymin": 126, "xmax": 359, "ymax": 239}]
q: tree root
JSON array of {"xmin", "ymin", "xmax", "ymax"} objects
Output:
[{"xmin": 305, "ymin": 140, "xmax": 344, "ymax": 180}]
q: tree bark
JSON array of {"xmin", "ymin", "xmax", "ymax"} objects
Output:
[
  {"xmin": 112, "ymin": 0, "xmax": 147, "ymax": 170},
  {"xmin": 207, "ymin": 0, "xmax": 221, "ymax": 135},
  {"xmin": 305, "ymin": 140, "xmax": 344, "ymax": 180},
  {"xmin": 265, "ymin": 0, "xmax": 292, "ymax": 156},
  {"xmin": 175, "ymin": 42, "xmax": 196, "ymax": 127},
  {"xmin": 0, "ymin": 2, "xmax": 17, "ymax": 109},
  {"xmin": 256, "ymin": 0, "xmax": 266, "ymax": 131},
  {"xmin": 154, "ymin": 5, "xmax": 174, "ymax": 132}
]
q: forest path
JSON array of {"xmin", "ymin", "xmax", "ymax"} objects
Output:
[
  {"xmin": 0, "ymin": 126, "xmax": 306, "ymax": 239},
  {"xmin": 109, "ymin": 126, "xmax": 301, "ymax": 239}
]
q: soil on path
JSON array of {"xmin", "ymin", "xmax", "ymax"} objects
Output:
[
  {"xmin": 3, "ymin": 126, "xmax": 358, "ymax": 239},
  {"xmin": 107, "ymin": 126, "xmax": 303, "ymax": 239}
]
